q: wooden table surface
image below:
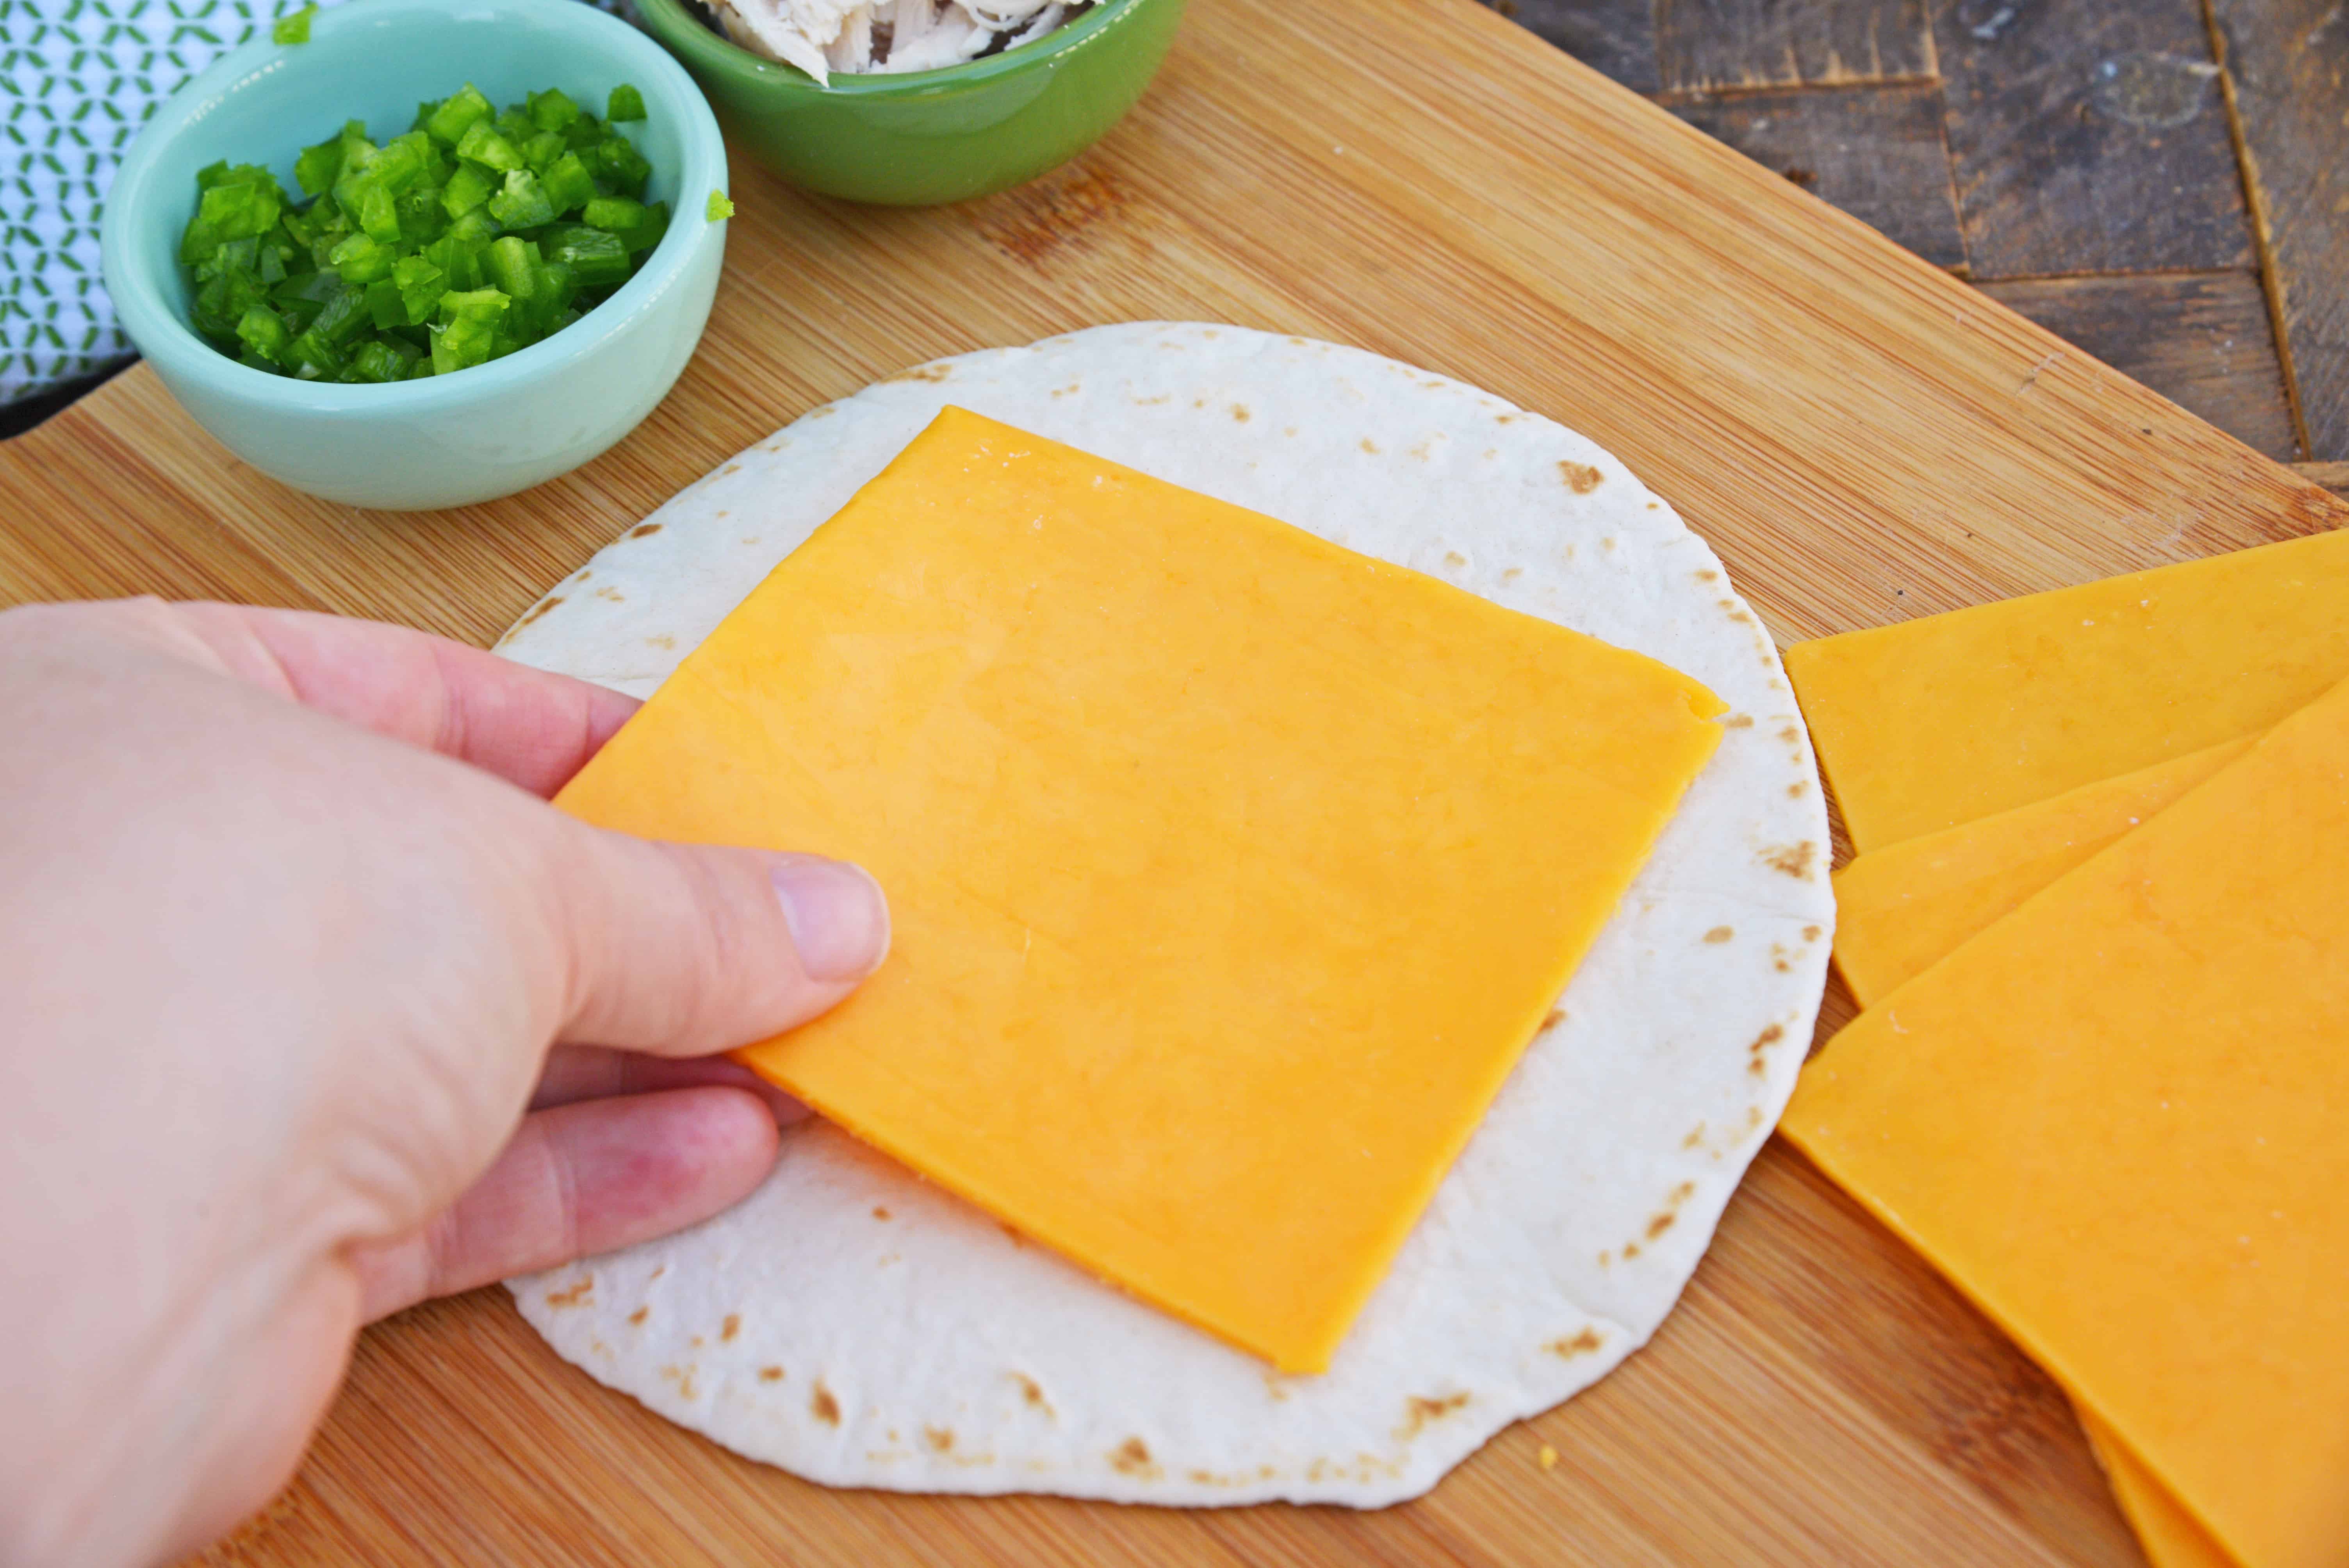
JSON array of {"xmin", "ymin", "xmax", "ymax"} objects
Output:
[
  {"xmin": 1497, "ymin": 0, "xmax": 2349, "ymax": 495},
  {"xmin": 3, "ymin": 0, "xmax": 2342, "ymax": 1564}
]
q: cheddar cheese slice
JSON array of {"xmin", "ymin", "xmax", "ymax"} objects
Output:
[
  {"xmin": 2089, "ymin": 1415, "xmax": 2240, "ymax": 1568},
  {"xmin": 1782, "ymin": 674, "xmax": 2349, "ymax": 1568},
  {"xmin": 1785, "ymin": 529, "xmax": 2349, "ymax": 853},
  {"xmin": 555, "ymin": 408, "xmax": 1727, "ymax": 1372},
  {"xmin": 1830, "ymin": 734, "xmax": 2255, "ymax": 1006}
]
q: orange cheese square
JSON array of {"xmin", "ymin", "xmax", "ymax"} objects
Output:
[
  {"xmin": 1785, "ymin": 529, "xmax": 2349, "ymax": 853},
  {"xmin": 1830, "ymin": 734, "xmax": 2255, "ymax": 1006},
  {"xmin": 555, "ymin": 408, "xmax": 1725, "ymax": 1371},
  {"xmin": 1783, "ymin": 674, "xmax": 2349, "ymax": 1568}
]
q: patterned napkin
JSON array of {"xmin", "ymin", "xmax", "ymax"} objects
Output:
[
  {"xmin": 2, "ymin": 0, "xmax": 348, "ymax": 404},
  {"xmin": 2, "ymin": 0, "xmax": 627, "ymax": 407}
]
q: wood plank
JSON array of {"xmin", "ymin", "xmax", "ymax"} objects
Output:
[
  {"xmin": 1931, "ymin": 0, "xmax": 2254, "ymax": 279},
  {"xmin": 1666, "ymin": 82, "xmax": 1967, "ymax": 271},
  {"xmin": 1654, "ymin": 0, "xmax": 1934, "ymax": 91},
  {"xmin": 2295, "ymin": 461, "xmax": 2349, "ymax": 497},
  {"xmin": 4, "ymin": 0, "xmax": 2337, "ymax": 1560},
  {"xmin": 1482, "ymin": 0, "xmax": 1659, "ymax": 94},
  {"xmin": 1976, "ymin": 271, "xmax": 2297, "ymax": 459},
  {"xmin": 2210, "ymin": 0, "xmax": 2349, "ymax": 460}
]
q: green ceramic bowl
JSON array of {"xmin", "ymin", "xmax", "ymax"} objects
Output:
[
  {"xmin": 100, "ymin": 0, "xmax": 727, "ymax": 512},
  {"xmin": 636, "ymin": 0, "xmax": 1182, "ymax": 206}
]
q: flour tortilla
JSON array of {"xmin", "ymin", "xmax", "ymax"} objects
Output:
[{"xmin": 503, "ymin": 323, "xmax": 1832, "ymax": 1507}]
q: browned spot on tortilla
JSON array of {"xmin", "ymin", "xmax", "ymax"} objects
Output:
[
  {"xmin": 723, "ymin": 463, "xmax": 741, "ymax": 475},
  {"xmin": 1542, "ymin": 1008, "xmax": 1565, "ymax": 1029},
  {"xmin": 1283, "ymin": 425, "xmax": 1299, "ymax": 437},
  {"xmin": 1622, "ymin": 1240, "xmax": 1642, "ymax": 1260},
  {"xmin": 1360, "ymin": 438, "xmax": 1381, "ymax": 455},
  {"xmin": 925, "ymin": 1426, "xmax": 955, "ymax": 1452},
  {"xmin": 1496, "ymin": 412, "xmax": 1522, "ymax": 424},
  {"xmin": 627, "ymin": 1307, "xmax": 648, "ymax": 1326},
  {"xmin": 1730, "ymin": 609, "xmax": 1753, "ymax": 625},
  {"xmin": 627, "ymin": 522, "xmax": 663, "ymax": 540},
  {"xmin": 649, "ymin": 1265, "xmax": 665, "ymax": 1280},
  {"xmin": 1602, "ymin": 536, "xmax": 1616, "ymax": 550},
  {"xmin": 1763, "ymin": 842, "xmax": 1818, "ymax": 879},
  {"xmin": 721, "ymin": 1314, "xmax": 741, "ymax": 1343},
  {"xmin": 1014, "ymin": 1374, "xmax": 1053, "ymax": 1416},
  {"xmin": 1444, "ymin": 551, "xmax": 1467, "ymax": 567},
  {"xmin": 1647, "ymin": 1210, "xmax": 1677, "ymax": 1240},
  {"xmin": 513, "ymin": 595, "xmax": 564, "ymax": 630},
  {"xmin": 1262, "ymin": 1372, "xmax": 1292, "ymax": 1402},
  {"xmin": 1725, "ymin": 714, "xmax": 1754, "ymax": 729},
  {"xmin": 1749, "ymin": 1023, "xmax": 1785, "ymax": 1076},
  {"xmin": 661, "ymin": 1365, "xmax": 698, "ymax": 1399},
  {"xmin": 1410, "ymin": 440, "xmax": 1431, "ymax": 460},
  {"xmin": 1682, "ymin": 1122, "xmax": 1707, "ymax": 1149},
  {"xmin": 1134, "ymin": 392, "xmax": 1171, "ymax": 406},
  {"xmin": 1696, "ymin": 568, "xmax": 1718, "ymax": 582},
  {"xmin": 1395, "ymin": 1392, "xmax": 1471, "ymax": 1440},
  {"xmin": 1109, "ymin": 1437, "xmax": 1159, "ymax": 1478},
  {"xmin": 1804, "ymin": 925, "xmax": 1823, "ymax": 941},
  {"xmin": 1192, "ymin": 397, "xmax": 1207, "ymax": 409},
  {"xmin": 872, "ymin": 1206, "xmax": 891, "ymax": 1220},
  {"xmin": 1502, "ymin": 566, "xmax": 1523, "ymax": 582},
  {"xmin": 888, "ymin": 361, "xmax": 953, "ymax": 384},
  {"xmin": 1558, "ymin": 460, "xmax": 1604, "ymax": 494},
  {"xmin": 1188, "ymin": 1469, "xmax": 1223, "ymax": 1485},
  {"xmin": 1704, "ymin": 926, "xmax": 1734, "ymax": 944},
  {"xmin": 594, "ymin": 585, "xmax": 624, "ymax": 602},
  {"xmin": 811, "ymin": 1383, "xmax": 841, "ymax": 1425},
  {"xmin": 1230, "ymin": 404, "xmax": 1250, "ymax": 422},
  {"xmin": 646, "ymin": 633, "xmax": 675, "ymax": 650},
  {"xmin": 759, "ymin": 1365, "xmax": 784, "ymax": 1382},
  {"xmin": 1777, "ymin": 725, "xmax": 1802, "ymax": 744},
  {"xmin": 543, "ymin": 1277, "xmax": 592, "ymax": 1308},
  {"xmin": 1787, "ymin": 781, "xmax": 1808, "ymax": 797},
  {"xmin": 807, "ymin": 405, "xmax": 836, "ymax": 419},
  {"xmin": 690, "ymin": 1335, "xmax": 704, "ymax": 1348},
  {"xmin": 1545, "ymin": 1327, "xmax": 1603, "ymax": 1358}
]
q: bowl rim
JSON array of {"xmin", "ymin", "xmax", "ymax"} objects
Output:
[
  {"xmin": 636, "ymin": 0, "xmax": 1151, "ymax": 96},
  {"xmin": 99, "ymin": 0, "xmax": 727, "ymax": 413}
]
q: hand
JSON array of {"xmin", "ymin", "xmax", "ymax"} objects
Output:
[{"xmin": 0, "ymin": 599, "xmax": 889, "ymax": 1568}]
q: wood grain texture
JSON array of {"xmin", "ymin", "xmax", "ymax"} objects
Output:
[
  {"xmin": 2210, "ymin": 0, "xmax": 2349, "ymax": 460},
  {"xmin": 2296, "ymin": 460, "xmax": 2349, "ymax": 497},
  {"xmin": 1931, "ymin": 0, "xmax": 2253, "ymax": 279},
  {"xmin": 1483, "ymin": 0, "xmax": 1661, "ymax": 94},
  {"xmin": 4, "ymin": 0, "xmax": 2340, "ymax": 1560},
  {"xmin": 1978, "ymin": 270, "xmax": 2296, "ymax": 458},
  {"xmin": 1655, "ymin": 0, "xmax": 1935, "ymax": 90},
  {"xmin": 1665, "ymin": 82, "xmax": 1968, "ymax": 271}
]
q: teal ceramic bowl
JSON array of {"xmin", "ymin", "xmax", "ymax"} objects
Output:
[
  {"xmin": 100, "ymin": 0, "xmax": 727, "ymax": 511},
  {"xmin": 636, "ymin": 0, "xmax": 1181, "ymax": 206}
]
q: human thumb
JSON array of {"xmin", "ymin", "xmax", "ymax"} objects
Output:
[{"xmin": 536, "ymin": 823, "xmax": 891, "ymax": 1056}]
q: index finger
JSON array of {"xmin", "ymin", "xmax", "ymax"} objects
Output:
[{"xmin": 171, "ymin": 600, "xmax": 640, "ymax": 796}]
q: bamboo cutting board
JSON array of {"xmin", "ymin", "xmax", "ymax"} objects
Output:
[{"xmin": 6, "ymin": 0, "xmax": 2340, "ymax": 1561}]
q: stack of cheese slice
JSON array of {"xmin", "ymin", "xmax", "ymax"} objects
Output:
[{"xmin": 1782, "ymin": 527, "xmax": 2349, "ymax": 1568}]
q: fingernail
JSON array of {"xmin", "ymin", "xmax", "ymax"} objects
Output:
[{"xmin": 770, "ymin": 855, "xmax": 891, "ymax": 983}]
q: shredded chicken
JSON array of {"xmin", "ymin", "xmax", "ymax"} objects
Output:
[{"xmin": 709, "ymin": 0, "xmax": 1090, "ymax": 84}]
